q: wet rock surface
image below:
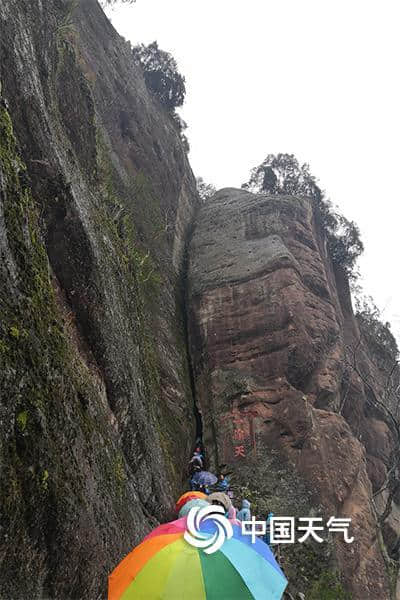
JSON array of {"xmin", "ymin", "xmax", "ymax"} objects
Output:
[{"xmin": 0, "ymin": 1, "xmax": 197, "ymax": 598}]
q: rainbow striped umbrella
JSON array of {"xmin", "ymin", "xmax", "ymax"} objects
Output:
[
  {"xmin": 175, "ymin": 491, "xmax": 207, "ymax": 512},
  {"xmin": 108, "ymin": 515, "xmax": 287, "ymax": 599}
]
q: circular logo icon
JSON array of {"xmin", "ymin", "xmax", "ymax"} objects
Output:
[{"xmin": 184, "ymin": 505, "xmax": 233, "ymax": 554}]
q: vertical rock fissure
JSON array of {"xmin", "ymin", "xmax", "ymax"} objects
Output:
[{"xmin": 180, "ymin": 217, "xmax": 203, "ymax": 443}]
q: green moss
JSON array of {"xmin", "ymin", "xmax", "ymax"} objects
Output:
[
  {"xmin": 95, "ymin": 133, "xmax": 162, "ymax": 300},
  {"xmin": 16, "ymin": 411, "xmax": 28, "ymax": 432},
  {"xmin": 307, "ymin": 570, "xmax": 351, "ymax": 599},
  {"xmin": 56, "ymin": 0, "xmax": 79, "ymax": 40},
  {"xmin": 0, "ymin": 339, "xmax": 9, "ymax": 353},
  {"xmin": 41, "ymin": 469, "xmax": 49, "ymax": 491},
  {"xmin": 0, "ymin": 103, "xmax": 69, "ymax": 402},
  {"xmin": 95, "ymin": 130, "xmax": 162, "ymax": 386},
  {"xmin": 129, "ymin": 171, "xmax": 166, "ymax": 242},
  {"xmin": 114, "ymin": 454, "xmax": 126, "ymax": 483},
  {"xmin": 102, "ymin": 451, "xmax": 128, "ymax": 500},
  {"xmin": 0, "ymin": 58, "xmax": 171, "ymax": 598},
  {"xmin": 0, "ymin": 102, "xmax": 108, "ymax": 526},
  {"xmin": 94, "ymin": 125, "xmax": 190, "ymax": 499}
]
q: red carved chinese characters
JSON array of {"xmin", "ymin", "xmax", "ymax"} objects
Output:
[
  {"xmin": 221, "ymin": 407, "xmax": 259, "ymax": 460},
  {"xmin": 234, "ymin": 445, "xmax": 246, "ymax": 457}
]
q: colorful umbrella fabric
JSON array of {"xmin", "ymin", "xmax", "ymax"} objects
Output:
[
  {"xmin": 178, "ymin": 498, "xmax": 210, "ymax": 518},
  {"xmin": 175, "ymin": 491, "xmax": 207, "ymax": 513},
  {"xmin": 108, "ymin": 515, "xmax": 287, "ymax": 599},
  {"xmin": 191, "ymin": 470, "xmax": 218, "ymax": 487}
]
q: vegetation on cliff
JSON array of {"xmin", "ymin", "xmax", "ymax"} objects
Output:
[
  {"xmin": 0, "ymin": 99, "xmax": 112, "ymax": 599},
  {"xmin": 132, "ymin": 41, "xmax": 189, "ymax": 150},
  {"xmin": 242, "ymin": 153, "xmax": 364, "ymax": 279},
  {"xmin": 101, "ymin": 0, "xmax": 136, "ymax": 5},
  {"xmin": 355, "ymin": 294, "xmax": 399, "ymax": 365},
  {"xmin": 196, "ymin": 176, "xmax": 217, "ymax": 202},
  {"xmin": 132, "ymin": 41, "xmax": 186, "ymax": 110}
]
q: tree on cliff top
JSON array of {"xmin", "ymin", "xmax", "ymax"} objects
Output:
[
  {"xmin": 132, "ymin": 41, "xmax": 186, "ymax": 110},
  {"xmin": 355, "ymin": 294, "xmax": 399, "ymax": 364},
  {"xmin": 242, "ymin": 153, "xmax": 364, "ymax": 278},
  {"xmin": 242, "ymin": 153, "xmax": 323, "ymax": 202},
  {"xmin": 196, "ymin": 177, "xmax": 216, "ymax": 202},
  {"xmin": 101, "ymin": 0, "xmax": 136, "ymax": 5}
]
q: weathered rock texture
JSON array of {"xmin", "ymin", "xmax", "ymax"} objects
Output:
[
  {"xmin": 0, "ymin": 1, "xmax": 197, "ymax": 598},
  {"xmin": 1, "ymin": 2, "xmax": 398, "ymax": 599},
  {"xmin": 188, "ymin": 188, "xmax": 399, "ymax": 599}
]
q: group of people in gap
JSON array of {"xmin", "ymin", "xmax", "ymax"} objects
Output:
[{"xmin": 186, "ymin": 441, "xmax": 274, "ymax": 545}]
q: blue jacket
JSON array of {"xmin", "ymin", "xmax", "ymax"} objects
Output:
[
  {"xmin": 216, "ymin": 477, "xmax": 230, "ymax": 492},
  {"xmin": 264, "ymin": 512, "xmax": 274, "ymax": 544},
  {"xmin": 236, "ymin": 499, "xmax": 251, "ymax": 522}
]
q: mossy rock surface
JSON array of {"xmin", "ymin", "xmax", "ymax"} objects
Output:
[{"xmin": 0, "ymin": 0, "xmax": 198, "ymax": 596}]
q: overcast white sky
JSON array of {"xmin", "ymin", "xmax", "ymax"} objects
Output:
[{"xmin": 105, "ymin": 0, "xmax": 400, "ymax": 344}]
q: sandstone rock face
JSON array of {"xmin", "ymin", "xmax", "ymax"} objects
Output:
[
  {"xmin": 188, "ymin": 188, "xmax": 398, "ymax": 599},
  {"xmin": 0, "ymin": 1, "xmax": 197, "ymax": 598}
]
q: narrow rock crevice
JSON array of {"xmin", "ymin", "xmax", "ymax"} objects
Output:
[{"xmin": 180, "ymin": 214, "xmax": 203, "ymax": 444}]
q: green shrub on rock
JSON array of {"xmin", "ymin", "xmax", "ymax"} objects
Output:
[
  {"xmin": 307, "ymin": 570, "xmax": 351, "ymax": 599},
  {"xmin": 132, "ymin": 41, "xmax": 186, "ymax": 111}
]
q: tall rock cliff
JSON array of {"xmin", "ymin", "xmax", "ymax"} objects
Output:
[
  {"xmin": 188, "ymin": 188, "xmax": 399, "ymax": 599},
  {"xmin": 0, "ymin": 1, "xmax": 197, "ymax": 598},
  {"xmin": 1, "ymin": 2, "xmax": 398, "ymax": 599}
]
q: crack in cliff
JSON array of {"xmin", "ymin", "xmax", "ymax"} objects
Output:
[{"xmin": 180, "ymin": 215, "xmax": 203, "ymax": 443}]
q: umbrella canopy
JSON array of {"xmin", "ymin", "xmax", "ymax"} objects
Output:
[
  {"xmin": 191, "ymin": 470, "xmax": 218, "ymax": 486},
  {"xmin": 176, "ymin": 491, "xmax": 207, "ymax": 513},
  {"xmin": 109, "ymin": 516, "xmax": 287, "ymax": 600},
  {"xmin": 178, "ymin": 498, "xmax": 210, "ymax": 518}
]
